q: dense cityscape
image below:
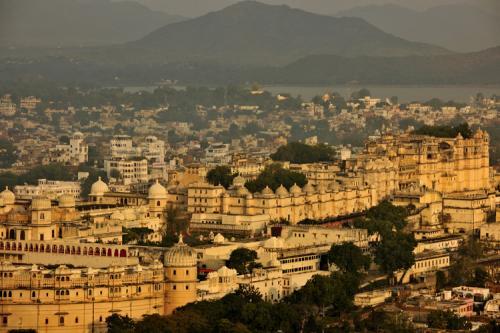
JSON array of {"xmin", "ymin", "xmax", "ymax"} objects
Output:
[{"xmin": 1, "ymin": 0, "xmax": 500, "ymax": 332}]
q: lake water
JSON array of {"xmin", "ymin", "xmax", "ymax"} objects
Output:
[
  {"xmin": 123, "ymin": 85, "xmax": 500, "ymax": 103},
  {"xmin": 262, "ymin": 85, "xmax": 500, "ymax": 103}
]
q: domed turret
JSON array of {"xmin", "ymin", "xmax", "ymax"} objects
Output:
[
  {"xmin": 148, "ymin": 180, "xmax": 167, "ymax": 199},
  {"xmin": 90, "ymin": 177, "xmax": 109, "ymax": 196},
  {"xmin": 303, "ymin": 182, "xmax": 315, "ymax": 194},
  {"xmin": 261, "ymin": 186, "xmax": 274, "ymax": 196},
  {"xmin": 58, "ymin": 194, "xmax": 75, "ymax": 208},
  {"xmin": 289, "ymin": 183, "xmax": 302, "ymax": 196},
  {"xmin": 213, "ymin": 233, "xmax": 225, "ymax": 244},
  {"xmin": 163, "ymin": 234, "xmax": 198, "ymax": 315},
  {"xmin": 31, "ymin": 196, "xmax": 51, "ymax": 210},
  {"xmin": 275, "ymin": 185, "xmax": 289, "ymax": 198},
  {"xmin": 0, "ymin": 187, "xmax": 15, "ymax": 205},
  {"xmin": 232, "ymin": 175, "xmax": 245, "ymax": 187},
  {"xmin": 236, "ymin": 186, "xmax": 249, "ymax": 196},
  {"xmin": 164, "ymin": 235, "xmax": 197, "ymax": 267}
]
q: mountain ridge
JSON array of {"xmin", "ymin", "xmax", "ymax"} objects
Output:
[
  {"xmin": 127, "ymin": 0, "xmax": 450, "ymax": 66},
  {"xmin": 336, "ymin": 3, "xmax": 500, "ymax": 52},
  {"xmin": 0, "ymin": 0, "xmax": 185, "ymax": 47}
]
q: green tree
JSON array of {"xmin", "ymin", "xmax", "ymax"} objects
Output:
[
  {"xmin": 427, "ymin": 310, "xmax": 472, "ymax": 330},
  {"xmin": 206, "ymin": 166, "xmax": 237, "ymax": 188},
  {"xmin": 271, "ymin": 142, "xmax": 336, "ymax": 164},
  {"xmin": 244, "ymin": 163, "xmax": 307, "ymax": 193},
  {"xmin": 227, "ymin": 248, "xmax": 262, "ymax": 275},
  {"xmin": 106, "ymin": 314, "xmax": 135, "ymax": 333},
  {"xmin": 374, "ymin": 231, "xmax": 416, "ymax": 280},
  {"xmin": 328, "ymin": 242, "xmax": 370, "ymax": 273}
]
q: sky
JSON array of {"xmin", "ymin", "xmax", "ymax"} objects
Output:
[{"xmin": 125, "ymin": 0, "xmax": 499, "ymax": 17}]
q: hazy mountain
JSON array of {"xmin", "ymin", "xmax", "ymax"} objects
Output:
[
  {"xmin": 3, "ymin": 46, "xmax": 498, "ymax": 86},
  {"xmin": 0, "ymin": 0, "xmax": 185, "ymax": 47},
  {"xmin": 122, "ymin": 0, "xmax": 487, "ymax": 18},
  {"xmin": 130, "ymin": 1, "xmax": 449, "ymax": 66},
  {"xmin": 262, "ymin": 46, "xmax": 500, "ymax": 84},
  {"xmin": 337, "ymin": 3, "xmax": 500, "ymax": 52}
]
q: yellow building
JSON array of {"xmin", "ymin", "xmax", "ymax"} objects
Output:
[{"xmin": 0, "ymin": 236, "xmax": 199, "ymax": 333}]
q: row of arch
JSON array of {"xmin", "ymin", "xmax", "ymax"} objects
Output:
[{"xmin": 0, "ymin": 241, "xmax": 127, "ymax": 257}]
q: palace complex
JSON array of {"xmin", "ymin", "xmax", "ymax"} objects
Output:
[{"xmin": 0, "ymin": 130, "xmax": 497, "ymax": 332}]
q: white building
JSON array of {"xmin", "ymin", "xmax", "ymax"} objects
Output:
[
  {"xmin": 48, "ymin": 132, "xmax": 88, "ymax": 166},
  {"xmin": 104, "ymin": 158, "xmax": 148, "ymax": 185},
  {"xmin": 140, "ymin": 136, "xmax": 166, "ymax": 164},
  {"xmin": 14, "ymin": 179, "xmax": 81, "ymax": 200},
  {"xmin": 203, "ymin": 143, "xmax": 231, "ymax": 166},
  {"xmin": 110, "ymin": 135, "xmax": 138, "ymax": 159}
]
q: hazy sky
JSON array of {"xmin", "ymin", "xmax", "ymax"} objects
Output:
[{"xmin": 126, "ymin": 0, "xmax": 499, "ymax": 17}]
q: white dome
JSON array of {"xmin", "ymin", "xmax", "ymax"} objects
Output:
[
  {"xmin": 0, "ymin": 187, "xmax": 15, "ymax": 205},
  {"xmin": 31, "ymin": 196, "xmax": 51, "ymax": 210},
  {"xmin": 213, "ymin": 233, "xmax": 225, "ymax": 244},
  {"xmin": 90, "ymin": 177, "xmax": 109, "ymax": 196},
  {"xmin": 58, "ymin": 194, "xmax": 75, "ymax": 208},
  {"xmin": 148, "ymin": 180, "xmax": 167, "ymax": 199},
  {"xmin": 275, "ymin": 185, "xmax": 289, "ymax": 197},
  {"xmin": 164, "ymin": 235, "xmax": 197, "ymax": 267}
]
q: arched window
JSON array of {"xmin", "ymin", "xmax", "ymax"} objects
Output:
[
  {"xmin": 83, "ymin": 247, "xmax": 87, "ymax": 255},
  {"xmin": 9, "ymin": 230, "xmax": 15, "ymax": 240},
  {"xmin": 59, "ymin": 316, "xmax": 64, "ymax": 326},
  {"xmin": 75, "ymin": 317, "xmax": 79, "ymax": 323},
  {"xmin": 107, "ymin": 249, "xmax": 112, "ymax": 256},
  {"xmin": 119, "ymin": 249, "xmax": 126, "ymax": 257},
  {"xmin": 157, "ymin": 200, "xmax": 160, "ymax": 207},
  {"xmin": 76, "ymin": 247, "xmax": 81, "ymax": 255},
  {"xmin": 95, "ymin": 248, "xmax": 100, "ymax": 256},
  {"xmin": 40, "ymin": 244, "xmax": 45, "ymax": 252},
  {"xmin": 31, "ymin": 291, "xmax": 36, "ymax": 298},
  {"xmin": 114, "ymin": 249, "xmax": 119, "ymax": 257},
  {"xmin": 20, "ymin": 230, "xmax": 25, "ymax": 240},
  {"xmin": 101, "ymin": 248, "xmax": 106, "ymax": 256},
  {"xmin": 88, "ymin": 248, "xmax": 93, "ymax": 255}
]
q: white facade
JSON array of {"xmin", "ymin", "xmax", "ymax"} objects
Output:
[
  {"xmin": 104, "ymin": 159, "xmax": 148, "ymax": 185},
  {"xmin": 14, "ymin": 179, "xmax": 81, "ymax": 200},
  {"xmin": 48, "ymin": 132, "xmax": 88, "ymax": 166}
]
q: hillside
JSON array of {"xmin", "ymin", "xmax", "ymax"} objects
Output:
[
  {"xmin": 337, "ymin": 3, "xmax": 500, "ymax": 52},
  {"xmin": 260, "ymin": 46, "xmax": 500, "ymax": 85},
  {"xmin": 129, "ymin": 0, "xmax": 449, "ymax": 65},
  {"xmin": 0, "ymin": 0, "xmax": 185, "ymax": 47}
]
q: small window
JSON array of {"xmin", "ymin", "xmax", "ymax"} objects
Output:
[
  {"xmin": 173, "ymin": 285, "xmax": 176, "ymax": 290},
  {"xmin": 45, "ymin": 318, "xmax": 49, "ymax": 325},
  {"xmin": 99, "ymin": 316, "xmax": 103, "ymax": 322},
  {"xmin": 173, "ymin": 270, "xmax": 176, "ymax": 275},
  {"xmin": 59, "ymin": 316, "xmax": 64, "ymax": 326},
  {"xmin": 75, "ymin": 317, "xmax": 79, "ymax": 323},
  {"xmin": 2, "ymin": 317, "xmax": 6, "ymax": 325}
]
